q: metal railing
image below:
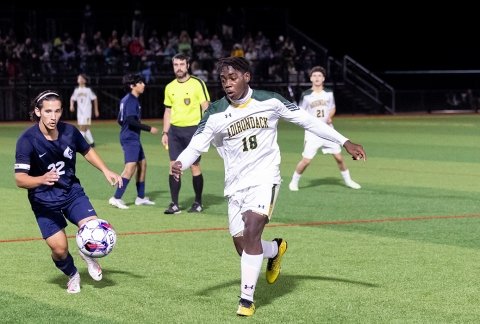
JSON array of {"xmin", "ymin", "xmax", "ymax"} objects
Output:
[{"xmin": 343, "ymin": 55, "xmax": 396, "ymax": 114}]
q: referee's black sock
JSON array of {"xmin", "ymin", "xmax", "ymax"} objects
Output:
[
  {"xmin": 169, "ymin": 174, "xmax": 181, "ymax": 205},
  {"xmin": 192, "ymin": 174, "xmax": 203, "ymax": 204}
]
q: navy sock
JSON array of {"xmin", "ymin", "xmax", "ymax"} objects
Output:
[
  {"xmin": 114, "ymin": 177, "xmax": 130, "ymax": 199},
  {"xmin": 53, "ymin": 252, "xmax": 77, "ymax": 277},
  {"xmin": 136, "ymin": 181, "xmax": 145, "ymax": 198}
]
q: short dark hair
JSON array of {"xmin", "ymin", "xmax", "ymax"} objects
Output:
[
  {"xmin": 216, "ymin": 57, "xmax": 251, "ymax": 75},
  {"xmin": 172, "ymin": 53, "xmax": 190, "ymax": 64},
  {"xmin": 30, "ymin": 90, "xmax": 62, "ymax": 122},
  {"xmin": 309, "ymin": 66, "xmax": 326, "ymax": 78},
  {"xmin": 122, "ymin": 73, "xmax": 144, "ymax": 92}
]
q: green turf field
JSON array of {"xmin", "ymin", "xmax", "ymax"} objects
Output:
[{"xmin": 1, "ymin": 114, "xmax": 480, "ymax": 323}]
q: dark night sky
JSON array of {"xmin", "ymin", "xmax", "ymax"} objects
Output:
[{"xmin": 289, "ymin": 4, "xmax": 479, "ymax": 72}]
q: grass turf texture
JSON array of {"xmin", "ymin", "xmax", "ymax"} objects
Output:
[{"xmin": 1, "ymin": 114, "xmax": 479, "ymax": 322}]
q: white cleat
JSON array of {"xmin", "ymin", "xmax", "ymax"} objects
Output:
[
  {"xmin": 288, "ymin": 182, "xmax": 299, "ymax": 191},
  {"xmin": 109, "ymin": 197, "xmax": 129, "ymax": 209},
  {"xmin": 67, "ymin": 272, "xmax": 81, "ymax": 294},
  {"xmin": 345, "ymin": 180, "xmax": 361, "ymax": 189},
  {"xmin": 135, "ymin": 196, "xmax": 155, "ymax": 206},
  {"xmin": 79, "ymin": 251, "xmax": 103, "ymax": 281}
]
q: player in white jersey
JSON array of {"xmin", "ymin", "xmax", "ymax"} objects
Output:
[
  {"xmin": 171, "ymin": 57, "xmax": 366, "ymax": 317},
  {"xmin": 289, "ymin": 66, "xmax": 361, "ymax": 191},
  {"xmin": 70, "ymin": 74, "xmax": 99, "ymax": 147}
]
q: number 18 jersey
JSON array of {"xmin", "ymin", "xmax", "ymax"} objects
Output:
[{"xmin": 186, "ymin": 89, "xmax": 347, "ymax": 196}]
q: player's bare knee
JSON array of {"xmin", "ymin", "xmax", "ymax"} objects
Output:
[
  {"xmin": 243, "ymin": 211, "xmax": 267, "ymax": 240},
  {"xmin": 51, "ymin": 247, "xmax": 68, "ymax": 259}
]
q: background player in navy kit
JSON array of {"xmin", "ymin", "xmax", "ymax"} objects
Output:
[
  {"xmin": 109, "ymin": 73, "xmax": 158, "ymax": 209},
  {"xmin": 14, "ymin": 90, "xmax": 123, "ymax": 294}
]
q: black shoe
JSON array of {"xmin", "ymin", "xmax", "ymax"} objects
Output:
[
  {"xmin": 187, "ymin": 202, "xmax": 203, "ymax": 213},
  {"xmin": 164, "ymin": 202, "xmax": 181, "ymax": 214},
  {"xmin": 90, "ymin": 142, "xmax": 95, "ymax": 148}
]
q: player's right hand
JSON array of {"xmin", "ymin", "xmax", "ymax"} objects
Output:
[
  {"xmin": 171, "ymin": 161, "xmax": 182, "ymax": 181},
  {"xmin": 43, "ymin": 169, "xmax": 60, "ymax": 186},
  {"xmin": 343, "ymin": 140, "xmax": 367, "ymax": 161}
]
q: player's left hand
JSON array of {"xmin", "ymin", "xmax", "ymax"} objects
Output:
[
  {"xmin": 343, "ymin": 140, "xmax": 366, "ymax": 161},
  {"xmin": 105, "ymin": 170, "xmax": 123, "ymax": 188}
]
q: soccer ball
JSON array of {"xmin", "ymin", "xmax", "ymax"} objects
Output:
[{"xmin": 76, "ymin": 219, "xmax": 117, "ymax": 258}]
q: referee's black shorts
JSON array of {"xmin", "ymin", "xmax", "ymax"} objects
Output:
[{"xmin": 168, "ymin": 125, "xmax": 201, "ymax": 164}]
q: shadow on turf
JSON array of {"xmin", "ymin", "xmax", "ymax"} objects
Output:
[
  {"xmin": 195, "ymin": 274, "xmax": 378, "ymax": 307},
  {"xmin": 50, "ymin": 268, "xmax": 144, "ymax": 290},
  {"xmin": 178, "ymin": 193, "xmax": 226, "ymax": 212},
  {"xmin": 302, "ymin": 177, "xmax": 345, "ymax": 189}
]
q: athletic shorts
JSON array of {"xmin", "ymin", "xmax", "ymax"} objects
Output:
[
  {"xmin": 121, "ymin": 142, "xmax": 145, "ymax": 163},
  {"xmin": 168, "ymin": 125, "xmax": 201, "ymax": 164},
  {"xmin": 227, "ymin": 183, "xmax": 281, "ymax": 237},
  {"xmin": 34, "ymin": 194, "xmax": 96, "ymax": 239},
  {"xmin": 302, "ymin": 132, "xmax": 341, "ymax": 159},
  {"xmin": 77, "ymin": 108, "xmax": 92, "ymax": 126}
]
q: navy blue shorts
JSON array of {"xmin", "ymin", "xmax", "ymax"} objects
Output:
[
  {"xmin": 34, "ymin": 194, "xmax": 96, "ymax": 239},
  {"xmin": 122, "ymin": 141, "xmax": 146, "ymax": 163},
  {"xmin": 168, "ymin": 125, "xmax": 201, "ymax": 164}
]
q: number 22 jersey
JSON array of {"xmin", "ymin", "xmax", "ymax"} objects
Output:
[{"xmin": 14, "ymin": 122, "xmax": 91, "ymax": 208}]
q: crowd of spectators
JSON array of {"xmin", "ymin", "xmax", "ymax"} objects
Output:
[{"xmin": 0, "ymin": 10, "xmax": 320, "ymax": 86}]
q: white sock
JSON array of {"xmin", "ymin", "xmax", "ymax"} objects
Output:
[
  {"xmin": 85, "ymin": 129, "xmax": 94, "ymax": 144},
  {"xmin": 261, "ymin": 240, "xmax": 278, "ymax": 259},
  {"xmin": 80, "ymin": 131, "xmax": 86, "ymax": 140},
  {"xmin": 341, "ymin": 169, "xmax": 351, "ymax": 181},
  {"xmin": 291, "ymin": 171, "xmax": 301, "ymax": 184},
  {"xmin": 240, "ymin": 252, "xmax": 263, "ymax": 302}
]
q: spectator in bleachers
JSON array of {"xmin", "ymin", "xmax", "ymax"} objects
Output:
[
  {"xmin": 82, "ymin": 4, "xmax": 95, "ymax": 39},
  {"xmin": 128, "ymin": 37, "xmax": 145, "ymax": 71},
  {"xmin": 120, "ymin": 30, "xmax": 132, "ymax": 48},
  {"xmin": 39, "ymin": 39, "xmax": 56, "ymax": 77},
  {"xmin": 210, "ymin": 34, "xmax": 223, "ymax": 59},
  {"xmin": 190, "ymin": 60, "xmax": 208, "ymax": 82},
  {"xmin": 221, "ymin": 7, "xmax": 234, "ymax": 40},
  {"xmin": 230, "ymin": 43, "xmax": 244, "ymax": 57},
  {"xmin": 131, "ymin": 9, "xmax": 145, "ymax": 39},
  {"xmin": 177, "ymin": 30, "xmax": 192, "ymax": 56}
]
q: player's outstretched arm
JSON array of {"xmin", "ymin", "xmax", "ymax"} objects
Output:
[{"xmin": 343, "ymin": 140, "xmax": 367, "ymax": 161}]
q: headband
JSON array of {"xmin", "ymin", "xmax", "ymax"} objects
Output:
[{"xmin": 36, "ymin": 92, "xmax": 59, "ymax": 104}]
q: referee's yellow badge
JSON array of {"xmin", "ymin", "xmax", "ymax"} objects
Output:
[{"xmin": 184, "ymin": 98, "xmax": 191, "ymax": 105}]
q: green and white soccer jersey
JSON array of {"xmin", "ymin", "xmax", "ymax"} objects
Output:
[
  {"xmin": 178, "ymin": 89, "xmax": 348, "ymax": 196},
  {"xmin": 299, "ymin": 89, "xmax": 342, "ymax": 156},
  {"xmin": 71, "ymin": 87, "xmax": 97, "ymax": 125},
  {"xmin": 299, "ymin": 89, "xmax": 335, "ymax": 123}
]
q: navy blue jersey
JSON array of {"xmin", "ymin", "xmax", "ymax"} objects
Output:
[
  {"xmin": 118, "ymin": 93, "xmax": 142, "ymax": 142},
  {"xmin": 14, "ymin": 122, "xmax": 91, "ymax": 207}
]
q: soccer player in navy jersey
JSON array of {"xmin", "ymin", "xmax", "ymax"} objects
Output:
[
  {"xmin": 108, "ymin": 73, "xmax": 158, "ymax": 209},
  {"xmin": 171, "ymin": 57, "xmax": 366, "ymax": 316},
  {"xmin": 14, "ymin": 90, "xmax": 123, "ymax": 294}
]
